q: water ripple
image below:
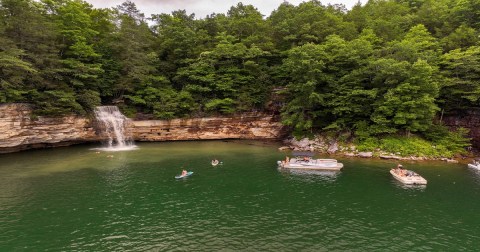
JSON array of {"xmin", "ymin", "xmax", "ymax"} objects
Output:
[{"xmin": 1, "ymin": 142, "xmax": 480, "ymax": 250}]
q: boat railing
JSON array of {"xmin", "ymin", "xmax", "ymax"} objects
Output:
[{"xmin": 289, "ymin": 158, "xmax": 338, "ymax": 167}]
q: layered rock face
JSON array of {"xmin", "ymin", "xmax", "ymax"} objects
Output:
[
  {"xmin": 442, "ymin": 109, "xmax": 480, "ymax": 149},
  {"xmin": 0, "ymin": 104, "xmax": 98, "ymax": 153},
  {"xmin": 132, "ymin": 113, "xmax": 287, "ymax": 141},
  {"xmin": 2, "ymin": 103, "xmax": 480, "ymax": 153},
  {"xmin": 0, "ymin": 104, "xmax": 288, "ymax": 153}
]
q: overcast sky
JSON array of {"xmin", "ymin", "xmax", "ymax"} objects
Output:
[{"xmin": 83, "ymin": 0, "xmax": 365, "ymax": 18}]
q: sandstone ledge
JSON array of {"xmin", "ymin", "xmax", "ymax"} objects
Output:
[
  {"xmin": 131, "ymin": 113, "xmax": 288, "ymax": 141},
  {"xmin": 0, "ymin": 104, "xmax": 288, "ymax": 153}
]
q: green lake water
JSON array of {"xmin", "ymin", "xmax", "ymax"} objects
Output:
[{"xmin": 1, "ymin": 140, "xmax": 480, "ymax": 251}]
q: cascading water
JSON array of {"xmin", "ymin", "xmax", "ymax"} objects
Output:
[{"xmin": 94, "ymin": 106, "xmax": 137, "ymax": 151}]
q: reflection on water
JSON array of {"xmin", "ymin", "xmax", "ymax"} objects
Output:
[
  {"xmin": 12, "ymin": 149, "xmax": 134, "ymax": 177},
  {"xmin": 278, "ymin": 167, "xmax": 341, "ymax": 182},
  {"xmin": 1, "ymin": 141, "xmax": 480, "ymax": 251},
  {"xmin": 467, "ymin": 167, "xmax": 480, "ymax": 185},
  {"xmin": 91, "ymin": 146, "xmax": 139, "ymax": 152},
  {"xmin": 391, "ymin": 179, "xmax": 427, "ymax": 191}
]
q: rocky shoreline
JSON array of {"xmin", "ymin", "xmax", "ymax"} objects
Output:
[
  {"xmin": 279, "ymin": 136, "xmax": 463, "ymax": 163},
  {"xmin": 0, "ymin": 103, "xmax": 288, "ymax": 153},
  {"xmin": 1, "ymin": 103, "xmax": 479, "ymax": 161}
]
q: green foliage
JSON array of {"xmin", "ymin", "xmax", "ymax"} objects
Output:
[
  {"xmin": 356, "ymin": 127, "xmax": 471, "ymax": 157},
  {"xmin": 204, "ymin": 98, "xmax": 236, "ymax": 114},
  {"xmin": 33, "ymin": 90, "xmax": 84, "ymax": 116},
  {"xmin": 118, "ymin": 104, "xmax": 136, "ymax": 118},
  {"xmin": 369, "ymin": 59, "xmax": 440, "ymax": 134},
  {"xmin": 355, "ymin": 137, "xmax": 380, "ymax": 152},
  {"xmin": 353, "ymin": 121, "xmax": 373, "ymax": 141},
  {"xmin": 423, "ymin": 124, "xmax": 471, "ymax": 154},
  {"xmin": 439, "ymin": 46, "xmax": 480, "ymax": 111},
  {"xmin": 0, "ymin": 0, "xmax": 478, "ymax": 156},
  {"xmin": 76, "ymin": 90, "xmax": 101, "ymax": 112}
]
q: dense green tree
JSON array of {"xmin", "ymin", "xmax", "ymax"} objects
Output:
[
  {"xmin": 0, "ymin": 37, "xmax": 36, "ymax": 102},
  {"xmin": 280, "ymin": 43, "xmax": 327, "ymax": 132},
  {"xmin": 370, "ymin": 59, "xmax": 439, "ymax": 134},
  {"xmin": 0, "ymin": 0, "xmax": 479, "ymax": 141},
  {"xmin": 414, "ymin": 0, "xmax": 452, "ymax": 36},
  {"xmin": 1, "ymin": 0, "xmax": 60, "ymax": 90},
  {"xmin": 151, "ymin": 10, "xmax": 205, "ymax": 82},
  {"xmin": 269, "ymin": 0, "xmax": 355, "ymax": 51},
  {"xmin": 325, "ymin": 30, "xmax": 379, "ymax": 130},
  {"xmin": 53, "ymin": 0, "xmax": 103, "ymax": 91},
  {"xmin": 361, "ymin": 0, "xmax": 413, "ymax": 42},
  {"xmin": 451, "ymin": 0, "xmax": 480, "ymax": 30},
  {"xmin": 383, "ymin": 24, "xmax": 441, "ymax": 64},
  {"xmin": 225, "ymin": 3, "xmax": 272, "ymax": 49},
  {"xmin": 110, "ymin": 1, "xmax": 156, "ymax": 99},
  {"xmin": 439, "ymin": 46, "xmax": 480, "ymax": 111},
  {"xmin": 176, "ymin": 33, "xmax": 271, "ymax": 115},
  {"xmin": 441, "ymin": 24, "xmax": 478, "ymax": 52}
]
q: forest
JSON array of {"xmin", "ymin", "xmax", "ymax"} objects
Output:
[{"xmin": 0, "ymin": 0, "xmax": 479, "ymax": 153}]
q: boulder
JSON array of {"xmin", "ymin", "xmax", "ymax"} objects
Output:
[{"xmin": 358, "ymin": 152, "xmax": 373, "ymax": 158}]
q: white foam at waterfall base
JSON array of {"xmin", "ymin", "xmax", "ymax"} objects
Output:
[{"xmin": 93, "ymin": 106, "xmax": 137, "ymax": 152}]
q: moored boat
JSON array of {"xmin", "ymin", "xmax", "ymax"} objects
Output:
[
  {"xmin": 390, "ymin": 165, "xmax": 427, "ymax": 185},
  {"xmin": 277, "ymin": 151, "xmax": 343, "ymax": 171},
  {"xmin": 467, "ymin": 158, "xmax": 480, "ymax": 169}
]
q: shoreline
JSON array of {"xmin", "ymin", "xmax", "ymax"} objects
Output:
[{"xmin": 278, "ymin": 137, "xmax": 477, "ymax": 165}]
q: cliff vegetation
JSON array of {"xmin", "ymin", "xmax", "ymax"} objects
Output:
[{"xmin": 1, "ymin": 0, "xmax": 478, "ymax": 151}]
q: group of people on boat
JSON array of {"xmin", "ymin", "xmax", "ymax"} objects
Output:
[
  {"xmin": 280, "ymin": 155, "xmax": 312, "ymax": 165},
  {"xmin": 280, "ymin": 156, "xmax": 290, "ymax": 166},
  {"xmin": 393, "ymin": 164, "xmax": 417, "ymax": 177},
  {"xmin": 211, "ymin": 159, "xmax": 220, "ymax": 166}
]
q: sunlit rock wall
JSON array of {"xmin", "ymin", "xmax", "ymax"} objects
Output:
[
  {"xmin": 0, "ymin": 103, "xmax": 288, "ymax": 153},
  {"xmin": 131, "ymin": 113, "xmax": 288, "ymax": 141},
  {"xmin": 0, "ymin": 103, "xmax": 97, "ymax": 153}
]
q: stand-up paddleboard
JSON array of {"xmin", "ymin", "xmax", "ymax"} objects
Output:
[{"xmin": 175, "ymin": 171, "xmax": 193, "ymax": 179}]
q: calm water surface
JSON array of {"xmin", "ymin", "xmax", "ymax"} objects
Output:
[{"xmin": 1, "ymin": 141, "xmax": 479, "ymax": 251}]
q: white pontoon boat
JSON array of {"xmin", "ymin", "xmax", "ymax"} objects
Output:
[{"xmin": 278, "ymin": 151, "xmax": 343, "ymax": 171}]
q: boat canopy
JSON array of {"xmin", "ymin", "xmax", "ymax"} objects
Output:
[{"xmin": 292, "ymin": 151, "xmax": 315, "ymax": 157}]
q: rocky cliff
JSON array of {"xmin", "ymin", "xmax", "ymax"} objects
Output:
[
  {"xmin": 0, "ymin": 103, "xmax": 288, "ymax": 153},
  {"xmin": 0, "ymin": 103, "xmax": 98, "ymax": 153},
  {"xmin": 442, "ymin": 109, "xmax": 480, "ymax": 149},
  {"xmin": 132, "ymin": 113, "xmax": 287, "ymax": 141}
]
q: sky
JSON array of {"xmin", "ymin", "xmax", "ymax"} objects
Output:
[{"xmin": 83, "ymin": 0, "xmax": 365, "ymax": 18}]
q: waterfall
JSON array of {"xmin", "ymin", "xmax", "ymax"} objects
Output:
[{"xmin": 94, "ymin": 106, "xmax": 137, "ymax": 151}]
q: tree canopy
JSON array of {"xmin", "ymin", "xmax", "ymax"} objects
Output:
[{"xmin": 1, "ymin": 0, "xmax": 479, "ymax": 139}]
